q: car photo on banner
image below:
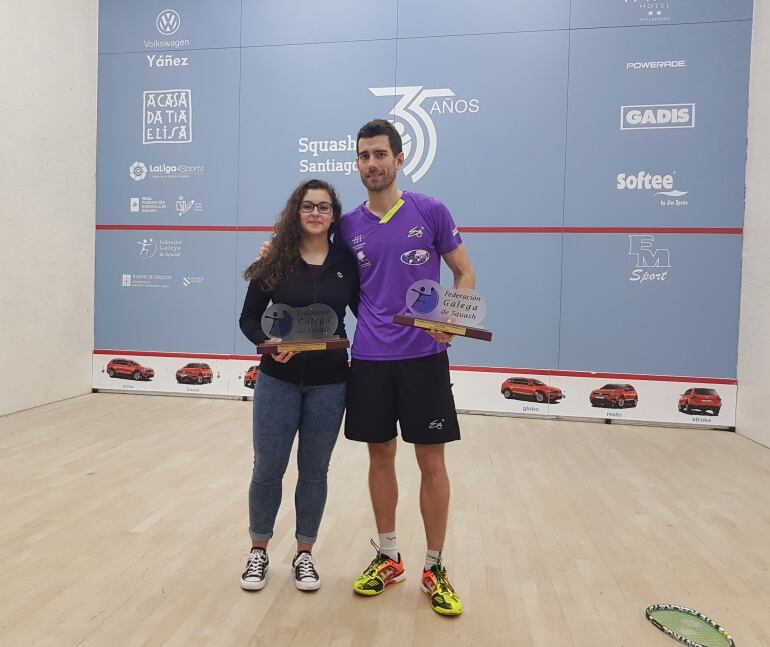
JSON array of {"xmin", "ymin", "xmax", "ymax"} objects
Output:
[
  {"xmin": 175, "ymin": 362, "xmax": 213, "ymax": 385},
  {"xmin": 105, "ymin": 358, "xmax": 155, "ymax": 381},
  {"xmin": 500, "ymin": 377, "xmax": 564, "ymax": 404},
  {"xmin": 589, "ymin": 383, "xmax": 638, "ymax": 409},
  {"xmin": 678, "ymin": 387, "xmax": 721, "ymax": 416}
]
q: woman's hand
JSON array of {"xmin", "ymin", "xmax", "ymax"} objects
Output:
[
  {"xmin": 256, "ymin": 239, "xmax": 273, "ymax": 262},
  {"xmin": 262, "ymin": 338, "xmax": 298, "ymax": 363}
]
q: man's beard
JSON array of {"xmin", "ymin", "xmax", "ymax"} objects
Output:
[{"xmin": 361, "ymin": 168, "xmax": 395, "ymax": 192}]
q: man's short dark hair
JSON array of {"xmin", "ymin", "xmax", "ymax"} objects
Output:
[{"xmin": 356, "ymin": 119, "xmax": 403, "ymax": 156}]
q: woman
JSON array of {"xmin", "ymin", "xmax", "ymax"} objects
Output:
[{"xmin": 238, "ymin": 179, "xmax": 358, "ymax": 591}]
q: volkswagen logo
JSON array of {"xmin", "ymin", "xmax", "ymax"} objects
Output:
[{"xmin": 156, "ymin": 10, "xmax": 181, "ymax": 36}]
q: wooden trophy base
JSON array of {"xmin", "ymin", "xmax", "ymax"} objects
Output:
[
  {"xmin": 393, "ymin": 315, "xmax": 492, "ymax": 341},
  {"xmin": 257, "ymin": 338, "xmax": 350, "ymax": 354}
]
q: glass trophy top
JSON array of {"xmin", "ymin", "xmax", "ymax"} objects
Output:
[
  {"xmin": 405, "ymin": 280, "xmax": 487, "ymax": 327},
  {"xmin": 261, "ymin": 303, "xmax": 339, "ymax": 341}
]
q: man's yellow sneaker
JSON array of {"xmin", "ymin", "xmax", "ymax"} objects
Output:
[
  {"xmin": 352, "ymin": 541, "xmax": 406, "ymax": 596},
  {"xmin": 421, "ymin": 563, "xmax": 463, "ymax": 616}
]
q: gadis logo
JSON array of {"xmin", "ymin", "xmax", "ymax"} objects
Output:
[{"xmin": 621, "ymin": 104, "xmax": 694, "ymax": 130}]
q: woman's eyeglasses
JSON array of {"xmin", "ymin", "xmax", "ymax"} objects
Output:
[{"xmin": 300, "ymin": 201, "xmax": 333, "ymax": 215}]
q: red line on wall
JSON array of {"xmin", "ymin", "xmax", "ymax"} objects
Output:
[
  {"xmin": 561, "ymin": 227, "xmax": 743, "ymax": 235},
  {"xmin": 459, "ymin": 227, "xmax": 564, "ymax": 233},
  {"xmin": 96, "ymin": 225, "xmax": 742, "ymax": 235},
  {"xmin": 94, "ymin": 349, "xmax": 232, "ymax": 360},
  {"xmin": 96, "ymin": 225, "xmax": 272, "ymax": 232},
  {"xmin": 459, "ymin": 226, "xmax": 743, "ymax": 235}
]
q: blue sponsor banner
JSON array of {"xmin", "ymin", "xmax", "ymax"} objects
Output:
[
  {"xmin": 395, "ymin": 32, "xmax": 569, "ymax": 227},
  {"xmin": 97, "ymin": 49, "xmax": 240, "ymax": 226},
  {"xmin": 440, "ymin": 234, "xmax": 562, "ymax": 370},
  {"xmin": 238, "ymin": 40, "xmax": 397, "ymax": 226},
  {"xmin": 558, "ymin": 233, "xmax": 742, "ymax": 378},
  {"xmin": 99, "ymin": 1, "xmax": 240, "ymax": 54},
  {"xmin": 95, "ymin": 0, "xmax": 753, "ymax": 415},
  {"xmin": 397, "ymin": 0, "xmax": 569, "ymax": 37},
  {"xmin": 95, "ymin": 230, "xmax": 238, "ymax": 354},
  {"xmin": 571, "ymin": 0, "xmax": 753, "ymax": 30},
  {"xmin": 242, "ymin": 0, "xmax": 397, "ymax": 47},
  {"xmin": 565, "ymin": 22, "xmax": 751, "ymax": 228}
]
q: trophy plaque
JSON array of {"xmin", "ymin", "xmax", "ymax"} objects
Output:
[
  {"xmin": 393, "ymin": 279, "xmax": 492, "ymax": 341},
  {"xmin": 257, "ymin": 303, "xmax": 350, "ymax": 354}
]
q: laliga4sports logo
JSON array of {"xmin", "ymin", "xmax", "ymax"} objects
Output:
[{"xmin": 369, "ymin": 86, "xmax": 480, "ymax": 183}]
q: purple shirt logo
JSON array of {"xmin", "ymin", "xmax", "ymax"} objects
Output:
[{"xmin": 400, "ymin": 249, "xmax": 430, "ymax": 266}]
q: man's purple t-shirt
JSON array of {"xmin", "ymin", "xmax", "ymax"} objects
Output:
[{"xmin": 338, "ymin": 191, "xmax": 462, "ymax": 361}]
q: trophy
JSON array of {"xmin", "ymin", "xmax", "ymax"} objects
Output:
[
  {"xmin": 393, "ymin": 279, "xmax": 492, "ymax": 341},
  {"xmin": 257, "ymin": 303, "xmax": 350, "ymax": 354}
]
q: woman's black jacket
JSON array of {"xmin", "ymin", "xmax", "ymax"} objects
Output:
[{"xmin": 239, "ymin": 243, "xmax": 358, "ymax": 386}]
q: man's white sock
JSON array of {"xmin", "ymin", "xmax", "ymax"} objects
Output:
[
  {"xmin": 424, "ymin": 549, "xmax": 441, "ymax": 571},
  {"xmin": 378, "ymin": 532, "xmax": 399, "ymax": 561}
]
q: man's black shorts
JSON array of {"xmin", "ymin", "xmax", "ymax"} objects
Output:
[{"xmin": 344, "ymin": 351, "xmax": 461, "ymax": 445}]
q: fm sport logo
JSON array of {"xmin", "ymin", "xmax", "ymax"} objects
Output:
[
  {"xmin": 628, "ymin": 235, "xmax": 670, "ymax": 283},
  {"xmin": 620, "ymin": 104, "xmax": 694, "ymax": 130},
  {"xmin": 624, "ymin": 0, "xmax": 672, "ymax": 23}
]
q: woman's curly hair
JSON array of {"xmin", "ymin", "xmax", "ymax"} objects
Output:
[{"xmin": 243, "ymin": 179, "xmax": 342, "ymax": 290}]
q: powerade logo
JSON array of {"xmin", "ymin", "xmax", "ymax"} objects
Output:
[
  {"xmin": 620, "ymin": 104, "xmax": 694, "ymax": 130},
  {"xmin": 625, "ymin": 60, "xmax": 686, "ymax": 70}
]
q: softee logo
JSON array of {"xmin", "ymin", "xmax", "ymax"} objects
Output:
[
  {"xmin": 621, "ymin": 104, "xmax": 694, "ymax": 130},
  {"xmin": 616, "ymin": 171, "xmax": 688, "ymax": 199}
]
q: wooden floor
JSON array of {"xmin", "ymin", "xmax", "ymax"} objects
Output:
[{"xmin": 1, "ymin": 393, "xmax": 769, "ymax": 647}]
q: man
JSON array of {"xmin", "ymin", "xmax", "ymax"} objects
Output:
[{"xmin": 338, "ymin": 119, "xmax": 474, "ymax": 616}]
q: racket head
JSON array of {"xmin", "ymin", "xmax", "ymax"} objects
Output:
[{"xmin": 646, "ymin": 604, "xmax": 735, "ymax": 647}]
